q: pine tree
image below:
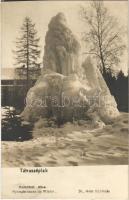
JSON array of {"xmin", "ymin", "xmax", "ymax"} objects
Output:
[{"xmin": 13, "ymin": 17, "xmax": 41, "ymax": 89}]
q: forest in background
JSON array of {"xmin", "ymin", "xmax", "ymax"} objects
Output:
[{"xmin": 104, "ymin": 70, "xmax": 128, "ymax": 112}]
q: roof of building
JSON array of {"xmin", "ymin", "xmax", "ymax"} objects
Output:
[
  {"xmin": 1, "ymin": 67, "xmax": 41, "ymax": 80},
  {"xmin": 1, "ymin": 68, "xmax": 15, "ymax": 80}
]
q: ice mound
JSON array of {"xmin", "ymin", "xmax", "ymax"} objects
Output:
[{"xmin": 21, "ymin": 13, "xmax": 119, "ymax": 124}]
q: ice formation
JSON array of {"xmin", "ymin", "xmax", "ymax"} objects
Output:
[{"xmin": 21, "ymin": 13, "xmax": 119, "ymax": 124}]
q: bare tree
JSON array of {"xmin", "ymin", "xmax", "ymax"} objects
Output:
[
  {"xmin": 80, "ymin": 1, "xmax": 126, "ymax": 76},
  {"xmin": 13, "ymin": 17, "xmax": 41, "ymax": 89}
]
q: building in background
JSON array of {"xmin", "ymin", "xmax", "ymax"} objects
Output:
[{"xmin": 1, "ymin": 66, "xmax": 41, "ymax": 109}]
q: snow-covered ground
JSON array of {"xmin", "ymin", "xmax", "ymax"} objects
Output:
[{"xmin": 1, "ymin": 113, "xmax": 128, "ymax": 167}]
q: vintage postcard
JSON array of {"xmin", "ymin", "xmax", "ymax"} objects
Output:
[{"xmin": 1, "ymin": 0, "xmax": 128, "ymax": 199}]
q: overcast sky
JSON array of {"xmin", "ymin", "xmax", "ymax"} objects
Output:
[{"xmin": 1, "ymin": 1, "xmax": 128, "ymax": 74}]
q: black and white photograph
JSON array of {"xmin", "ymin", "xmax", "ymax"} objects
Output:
[{"xmin": 1, "ymin": 0, "xmax": 128, "ymax": 168}]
